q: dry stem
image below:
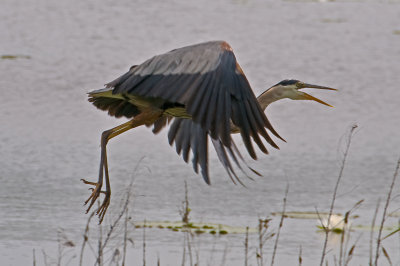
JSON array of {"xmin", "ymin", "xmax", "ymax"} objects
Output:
[
  {"xmin": 320, "ymin": 124, "xmax": 357, "ymax": 266},
  {"xmin": 271, "ymin": 184, "xmax": 289, "ymax": 266},
  {"xmin": 374, "ymin": 158, "xmax": 400, "ymax": 265}
]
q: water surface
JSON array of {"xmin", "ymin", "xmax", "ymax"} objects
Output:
[{"xmin": 1, "ymin": 0, "xmax": 399, "ymax": 265}]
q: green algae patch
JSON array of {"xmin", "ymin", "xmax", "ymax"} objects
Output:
[
  {"xmin": 1, "ymin": 54, "xmax": 31, "ymax": 60},
  {"xmin": 132, "ymin": 221, "xmax": 257, "ymax": 235},
  {"xmin": 194, "ymin": 229, "xmax": 205, "ymax": 234},
  {"xmin": 202, "ymin": 225, "xmax": 214, "ymax": 229},
  {"xmin": 219, "ymin": 230, "xmax": 228, "ymax": 235}
]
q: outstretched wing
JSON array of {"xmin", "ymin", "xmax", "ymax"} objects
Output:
[{"xmin": 102, "ymin": 40, "xmax": 283, "ymax": 183}]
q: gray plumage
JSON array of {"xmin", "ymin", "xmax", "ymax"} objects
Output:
[
  {"xmin": 89, "ymin": 40, "xmax": 283, "ymax": 184},
  {"xmin": 83, "ymin": 41, "xmax": 337, "ymax": 223}
]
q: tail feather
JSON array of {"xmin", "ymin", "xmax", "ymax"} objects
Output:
[{"xmin": 88, "ymin": 89, "xmax": 140, "ymax": 118}]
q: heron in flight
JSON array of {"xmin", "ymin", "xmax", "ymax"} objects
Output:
[{"xmin": 82, "ymin": 41, "xmax": 336, "ymax": 223}]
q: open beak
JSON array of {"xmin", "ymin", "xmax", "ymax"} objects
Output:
[{"xmin": 296, "ymin": 83, "xmax": 337, "ymax": 107}]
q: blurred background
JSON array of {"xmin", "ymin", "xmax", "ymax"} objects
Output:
[{"xmin": 1, "ymin": 0, "xmax": 399, "ymax": 265}]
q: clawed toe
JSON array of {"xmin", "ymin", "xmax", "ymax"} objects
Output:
[
  {"xmin": 82, "ymin": 179, "xmax": 102, "ymax": 210},
  {"xmin": 87, "ymin": 187, "xmax": 106, "ymax": 195},
  {"xmin": 81, "ymin": 179, "xmax": 97, "ymax": 186},
  {"xmin": 97, "ymin": 195, "xmax": 110, "ymax": 224},
  {"xmin": 81, "ymin": 179, "xmax": 110, "ymax": 223}
]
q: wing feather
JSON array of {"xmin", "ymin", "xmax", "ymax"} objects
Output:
[
  {"xmin": 96, "ymin": 41, "xmax": 283, "ymax": 184},
  {"xmin": 231, "ymin": 99, "xmax": 256, "ymax": 159},
  {"xmin": 186, "ymin": 71, "xmax": 214, "ymax": 118},
  {"xmin": 193, "ymin": 73, "xmax": 217, "ymax": 127},
  {"xmin": 243, "ymin": 99, "xmax": 269, "ymax": 154},
  {"xmin": 167, "ymin": 117, "xmax": 181, "ymax": 145},
  {"xmin": 152, "ymin": 116, "xmax": 172, "ymax": 134}
]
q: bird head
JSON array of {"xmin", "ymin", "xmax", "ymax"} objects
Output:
[{"xmin": 265, "ymin": 79, "xmax": 337, "ymax": 107}]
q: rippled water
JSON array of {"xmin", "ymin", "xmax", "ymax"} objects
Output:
[{"xmin": 1, "ymin": 0, "xmax": 400, "ymax": 265}]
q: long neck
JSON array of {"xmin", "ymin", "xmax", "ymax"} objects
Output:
[{"xmin": 256, "ymin": 87, "xmax": 282, "ymax": 111}]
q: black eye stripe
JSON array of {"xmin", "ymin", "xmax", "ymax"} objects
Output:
[{"xmin": 275, "ymin": 79, "xmax": 299, "ymax": 86}]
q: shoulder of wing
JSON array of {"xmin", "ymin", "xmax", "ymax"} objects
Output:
[{"xmin": 129, "ymin": 41, "xmax": 236, "ymax": 76}]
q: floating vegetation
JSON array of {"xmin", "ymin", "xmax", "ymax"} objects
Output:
[
  {"xmin": 272, "ymin": 211, "xmax": 396, "ymax": 234},
  {"xmin": 272, "ymin": 211, "xmax": 359, "ymax": 234},
  {"xmin": 185, "ymin": 222, "xmax": 198, "ymax": 229},
  {"xmin": 271, "ymin": 211, "xmax": 343, "ymax": 220},
  {"xmin": 1, "ymin": 54, "xmax": 31, "ymax": 60},
  {"xmin": 134, "ymin": 212, "xmax": 398, "ymax": 237},
  {"xmin": 202, "ymin": 225, "xmax": 214, "ymax": 229},
  {"xmin": 352, "ymin": 224, "xmax": 398, "ymax": 232},
  {"xmin": 132, "ymin": 220, "xmax": 258, "ymax": 235}
]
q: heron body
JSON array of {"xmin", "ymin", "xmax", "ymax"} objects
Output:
[{"xmin": 82, "ymin": 41, "xmax": 336, "ymax": 223}]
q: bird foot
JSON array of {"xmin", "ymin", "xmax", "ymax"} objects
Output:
[
  {"xmin": 81, "ymin": 179, "xmax": 110, "ymax": 223},
  {"xmin": 96, "ymin": 193, "xmax": 110, "ymax": 224}
]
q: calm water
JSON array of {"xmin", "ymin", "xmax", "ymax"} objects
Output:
[{"xmin": 1, "ymin": 0, "xmax": 400, "ymax": 265}]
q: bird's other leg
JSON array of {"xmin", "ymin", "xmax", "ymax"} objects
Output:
[
  {"xmin": 81, "ymin": 120, "xmax": 136, "ymax": 219},
  {"xmin": 96, "ymin": 152, "xmax": 111, "ymax": 223},
  {"xmin": 82, "ymin": 110, "xmax": 163, "ymax": 223}
]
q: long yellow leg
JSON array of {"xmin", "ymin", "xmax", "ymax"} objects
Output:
[
  {"xmin": 81, "ymin": 120, "xmax": 134, "ymax": 214},
  {"xmin": 82, "ymin": 111, "xmax": 162, "ymax": 223}
]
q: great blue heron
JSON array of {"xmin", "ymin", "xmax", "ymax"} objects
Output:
[{"xmin": 82, "ymin": 40, "xmax": 336, "ymax": 223}]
